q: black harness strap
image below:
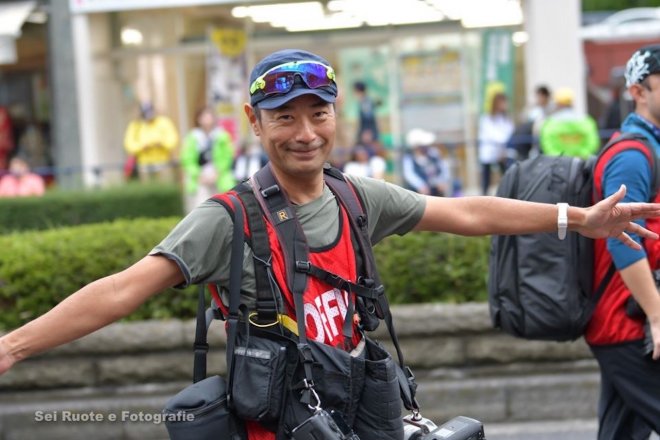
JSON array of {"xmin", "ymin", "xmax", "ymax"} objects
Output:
[
  {"xmin": 192, "ymin": 194, "xmax": 245, "ymax": 386},
  {"xmin": 298, "ymin": 263, "xmax": 383, "ymax": 299},
  {"xmin": 251, "ymin": 164, "xmax": 316, "ymax": 406},
  {"xmin": 234, "ymin": 183, "xmax": 282, "ymax": 323},
  {"xmin": 224, "ymin": 195, "xmax": 246, "ymax": 400},
  {"xmin": 324, "ymin": 167, "xmax": 420, "ymax": 411}
]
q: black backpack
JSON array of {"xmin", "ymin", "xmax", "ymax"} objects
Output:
[{"xmin": 488, "ymin": 132, "xmax": 659, "ymax": 341}]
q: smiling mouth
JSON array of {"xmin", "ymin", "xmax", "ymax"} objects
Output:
[{"xmin": 291, "ymin": 148, "xmax": 319, "ymax": 157}]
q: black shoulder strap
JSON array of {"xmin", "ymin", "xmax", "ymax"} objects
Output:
[
  {"xmin": 233, "ymin": 182, "xmax": 282, "ymax": 324},
  {"xmin": 251, "ymin": 164, "xmax": 317, "ymax": 406},
  {"xmin": 192, "ymin": 194, "xmax": 245, "ymax": 384}
]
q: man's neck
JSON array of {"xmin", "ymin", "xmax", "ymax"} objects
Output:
[{"xmin": 273, "ymin": 169, "xmax": 325, "ymax": 205}]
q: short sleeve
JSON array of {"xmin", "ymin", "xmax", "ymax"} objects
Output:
[
  {"xmin": 150, "ymin": 199, "xmax": 235, "ymax": 287},
  {"xmin": 344, "ymin": 174, "xmax": 426, "ymax": 244}
]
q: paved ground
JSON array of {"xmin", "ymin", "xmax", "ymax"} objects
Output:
[{"xmin": 485, "ymin": 419, "xmax": 659, "ymax": 440}]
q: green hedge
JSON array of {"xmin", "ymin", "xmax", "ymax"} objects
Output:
[
  {"xmin": 375, "ymin": 232, "xmax": 490, "ymax": 304},
  {"xmin": 0, "ymin": 217, "xmax": 195, "ymax": 330},
  {"xmin": 0, "ymin": 219, "xmax": 490, "ymax": 330},
  {"xmin": 0, "ymin": 183, "xmax": 183, "ymax": 234}
]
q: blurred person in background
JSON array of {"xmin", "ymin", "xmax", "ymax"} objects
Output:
[
  {"xmin": 353, "ymin": 81, "xmax": 380, "ymax": 144},
  {"xmin": 599, "ymin": 67, "xmax": 634, "ymax": 140},
  {"xmin": 478, "ymin": 92, "xmax": 514, "ymax": 195},
  {"xmin": 343, "ymin": 144, "xmax": 386, "ymax": 180},
  {"xmin": 402, "ymin": 128, "xmax": 450, "ymax": 196},
  {"xmin": 123, "ymin": 101, "xmax": 179, "ymax": 182},
  {"xmin": 527, "ymin": 85, "xmax": 553, "ymax": 126},
  {"xmin": 0, "ymin": 107, "xmax": 14, "ymax": 171},
  {"xmin": 508, "ymin": 85, "xmax": 553, "ymax": 161},
  {"xmin": 181, "ymin": 106, "xmax": 236, "ymax": 212},
  {"xmin": 539, "ymin": 87, "xmax": 600, "ymax": 158},
  {"xmin": 233, "ymin": 139, "xmax": 268, "ymax": 182},
  {"xmin": 0, "ymin": 156, "xmax": 45, "ymax": 198}
]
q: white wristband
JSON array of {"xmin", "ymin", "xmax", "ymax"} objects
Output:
[{"xmin": 557, "ymin": 203, "xmax": 569, "ymax": 240}]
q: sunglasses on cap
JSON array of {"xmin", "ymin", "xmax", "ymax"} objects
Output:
[{"xmin": 249, "ymin": 61, "xmax": 336, "ymax": 96}]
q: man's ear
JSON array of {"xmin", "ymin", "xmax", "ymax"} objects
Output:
[
  {"xmin": 244, "ymin": 103, "xmax": 260, "ymax": 136},
  {"xmin": 628, "ymin": 83, "xmax": 646, "ymax": 103}
]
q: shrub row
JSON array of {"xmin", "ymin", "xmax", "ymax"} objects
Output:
[
  {"xmin": 0, "ymin": 183, "xmax": 183, "ymax": 234},
  {"xmin": 0, "ymin": 219, "xmax": 490, "ymax": 330}
]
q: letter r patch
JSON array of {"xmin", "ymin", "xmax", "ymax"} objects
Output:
[{"xmin": 273, "ymin": 207, "xmax": 293, "ymax": 224}]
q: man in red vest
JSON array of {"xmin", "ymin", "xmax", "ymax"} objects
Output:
[
  {"xmin": 586, "ymin": 44, "xmax": 660, "ymax": 440},
  {"xmin": 1, "ymin": 49, "xmax": 660, "ymax": 439}
]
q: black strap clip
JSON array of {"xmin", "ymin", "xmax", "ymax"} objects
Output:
[
  {"xmin": 193, "ymin": 342, "xmax": 209, "ymax": 354},
  {"xmin": 260, "ymin": 184, "xmax": 280, "ymax": 198},
  {"xmin": 254, "ymin": 299, "xmax": 278, "ymax": 322},
  {"xmin": 298, "ymin": 343, "xmax": 314, "ymax": 364},
  {"xmin": 295, "ymin": 260, "xmax": 311, "ymax": 273}
]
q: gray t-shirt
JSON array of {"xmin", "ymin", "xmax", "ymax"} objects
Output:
[{"xmin": 151, "ymin": 174, "xmax": 426, "ymax": 303}]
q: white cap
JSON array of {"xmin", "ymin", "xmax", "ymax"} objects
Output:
[{"xmin": 406, "ymin": 128, "xmax": 436, "ymax": 148}]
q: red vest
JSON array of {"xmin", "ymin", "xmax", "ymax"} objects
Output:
[
  {"xmin": 212, "ymin": 191, "xmax": 363, "ymax": 440},
  {"xmin": 266, "ymin": 204, "xmax": 361, "ymax": 349}
]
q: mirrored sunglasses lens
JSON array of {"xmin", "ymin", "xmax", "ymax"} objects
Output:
[
  {"xmin": 300, "ymin": 64, "xmax": 330, "ymax": 88},
  {"xmin": 263, "ymin": 72, "xmax": 295, "ymax": 95}
]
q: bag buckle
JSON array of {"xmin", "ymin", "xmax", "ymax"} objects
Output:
[{"xmin": 295, "ymin": 261, "xmax": 311, "ymax": 273}]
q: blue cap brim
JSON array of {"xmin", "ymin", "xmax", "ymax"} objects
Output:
[{"xmin": 253, "ymin": 86, "xmax": 336, "ymax": 110}]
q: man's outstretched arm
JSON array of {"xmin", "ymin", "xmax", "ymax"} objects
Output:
[
  {"xmin": 0, "ymin": 255, "xmax": 185, "ymax": 374},
  {"xmin": 415, "ymin": 184, "xmax": 660, "ymax": 249}
]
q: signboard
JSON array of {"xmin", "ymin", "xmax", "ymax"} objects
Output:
[
  {"xmin": 479, "ymin": 29, "xmax": 514, "ymax": 114},
  {"xmin": 206, "ymin": 27, "xmax": 247, "ymax": 143}
]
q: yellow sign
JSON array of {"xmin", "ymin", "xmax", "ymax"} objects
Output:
[{"xmin": 210, "ymin": 28, "xmax": 246, "ymax": 57}]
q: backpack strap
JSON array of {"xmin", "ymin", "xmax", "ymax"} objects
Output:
[
  {"xmin": 593, "ymin": 131, "xmax": 659, "ymax": 202},
  {"xmin": 250, "ymin": 164, "xmax": 318, "ymax": 407},
  {"xmin": 191, "ymin": 194, "xmax": 245, "ymax": 384},
  {"xmin": 234, "ymin": 182, "xmax": 283, "ymax": 324}
]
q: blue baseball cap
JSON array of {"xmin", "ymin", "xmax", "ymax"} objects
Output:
[{"xmin": 249, "ymin": 49, "xmax": 338, "ymax": 110}]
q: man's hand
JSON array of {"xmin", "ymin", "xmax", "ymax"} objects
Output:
[
  {"xmin": 576, "ymin": 184, "xmax": 660, "ymax": 249},
  {"xmin": 0, "ymin": 338, "xmax": 16, "ymax": 375}
]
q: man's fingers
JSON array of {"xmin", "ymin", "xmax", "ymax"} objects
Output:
[
  {"xmin": 604, "ymin": 184, "xmax": 627, "ymax": 208},
  {"xmin": 628, "ymin": 204, "xmax": 660, "ymax": 220},
  {"xmin": 626, "ymin": 222, "xmax": 659, "ymax": 240},
  {"xmin": 618, "ymin": 231, "xmax": 642, "ymax": 250}
]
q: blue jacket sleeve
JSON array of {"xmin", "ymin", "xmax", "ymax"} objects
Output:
[{"xmin": 603, "ymin": 149, "xmax": 652, "ymax": 269}]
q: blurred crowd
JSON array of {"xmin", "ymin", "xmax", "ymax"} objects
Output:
[{"xmin": 0, "ymin": 73, "xmax": 631, "ymax": 203}]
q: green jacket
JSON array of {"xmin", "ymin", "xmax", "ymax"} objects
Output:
[
  {"xmin": 540, "ymin": 110, "xmax": 600, "ymax": 158},
  {"xmin": 180, "ymin": 128, "xmax": 236, "ymax": 194}
]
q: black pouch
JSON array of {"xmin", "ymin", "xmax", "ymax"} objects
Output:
[
  {"xmin": 353, "ymin": 338, "xmax": 403, "ymax": 440},
  {"xmin": 163, "ymin": 375, "xmax": 245, "ymax": 440},
  {"xmin": 230, "ymin": 332, "xmax": 288, "ymax": 424}
]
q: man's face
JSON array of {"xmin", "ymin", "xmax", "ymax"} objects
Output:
[
  {"xmin": 642, "ymin": 74, "xmax": 660, "ymax": 127},
  {"xmin": 246, "ymin": 94, "xmax": 335, "ymax": 179}
]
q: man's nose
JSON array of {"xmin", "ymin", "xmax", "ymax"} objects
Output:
[{"xmin": 295, "ymin": 118, "xmax": 316, "ymax": 143}]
